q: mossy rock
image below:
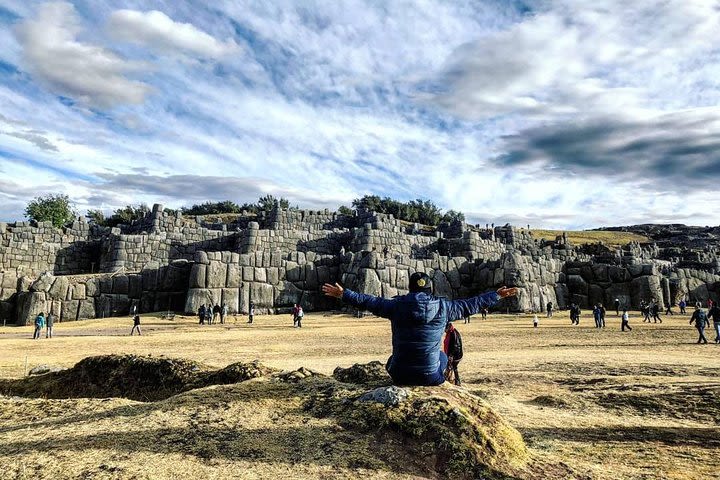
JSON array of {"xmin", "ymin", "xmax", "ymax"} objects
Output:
[
  {"xmin": 198, "ymin": 360, "xmax": 279, "ymax": 386},
  {"xmin": 333, "ymin": 360, "xmax": 392, "ymax": 387},
  {"xmin": 0, "ymin": 355, "xmax": 277, "ymax": 401},
  {"xmin": 304, "ymin": 379, "xmax": 529, "ymax": 479}
]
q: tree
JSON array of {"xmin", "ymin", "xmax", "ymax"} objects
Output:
[
  {"xmin": 86, "ymin": 209, "xmax": 106, "ymax": 225},
  {"xmin": 257, "ymin": 194, "xmax": 290, "ymax": 213},
  {"xmin": 182, "ymin": 201, "xmax": 242, "ymax": 216},
  {"xmin": 349, "ymin": 195, "xmax": 465, "ymax": 226},
  {"xmin": 25, "ymin": 194, "xmax": 75, "ymax": 227},
  {"xmin": 338, "ymin": 205, "xmax": 353, "ymax": 215},
  {"xmin": 441, "ymin": 210, "xmax": 465, "ymax": 224},
  {"xmin": 106, "ymin": 204, "xmax": 150, "ymax": 227}
]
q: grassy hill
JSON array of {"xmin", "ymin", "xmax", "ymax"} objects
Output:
[{"xmin": 530, "ymin": 229, "xmax": 649, "ymax": 247}]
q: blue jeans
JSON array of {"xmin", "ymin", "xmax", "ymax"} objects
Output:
[
  {"xmin": 386, "ymin": 351, "xmax": 448, "ymax": 386},
  {"xmin": 714, "ymin": 323, "xmax": 720, "ymax": 342}
]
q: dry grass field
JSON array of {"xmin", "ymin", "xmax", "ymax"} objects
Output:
[
  {"xmin": 529, "ymin": 230, "xmax": 649, "ymax": 247},
  {"xmin": 1, "ymin": 309, "xmax": 718, "ymax": 479}
]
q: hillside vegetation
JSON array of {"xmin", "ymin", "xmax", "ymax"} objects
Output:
[{"xmin": 530, "ymin": 229, "xmax": 650, "ymax": 247}]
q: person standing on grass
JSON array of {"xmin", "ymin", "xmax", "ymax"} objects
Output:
[
  {"xmin": 621, "ymin": 309, "xmax": 632, "ymax": 331},
  {"xmin": 292, "ymin": 304, "xmax": 299, "ymax": 327},
  {"xmin": 533, "ymin": 314, "xmax": 539, "ymax": 328},
  {"xmin": 443, "ymin": 322, "xmax": 463, "ymax": 386},
  {"xmin": 707, "ymin": 303, "xmax": 720, "ymax": 344},
  {"xmin": 689, "ymin": 306, "xmax": 709, "ymax": 344},
  {"xmin": 546, "ymin": 301, "xmax": 553, "ymax": 318},
  {"xmin": 198, "ymin": 304, "xmax": 206, "ymax": 325},
  {"xmin": 45, "ymin": 312, "xmax": 55, "ymax": 338},
  {"xmin": 295, "ymin": 305, "xmax": 304, "ymax": 328},
  {"xmin": 593, "ymin": 304, "xmax": 602, "ymax": 329},
  {"xmin": 212, "ymin": 303, "xmax": 221, "ymax": 325},
  {"xmin": 130, "ymin": 314, "xmax": 141, "ymax": 336},
  {"xmin": 322, "ymin": 273, "xmax": 517, "ymax": 386},
  {"xmin": 665, "ymin": 302, "xmax": 675, "ymax": 316},
  {"xmin": 614, "ymin": 298, "xmax": 621, "ymax": 316},
  {"xmin": 481, "ymin": 307, "xmax": 488, "ymax": 320},
  {"xmin": 33, "ymin": 312, "xmax": 45, "ymax": 340},
  {"xmin": 221, "ymin": 303, "xmax": 228, "ymax": 325},
  {"xmin": 599, "ymin": 303, "xmax": 606, "ymax": 328},
  {"xmin": 248, "ymin": 302, "xmax": 255, "ymax": 324}
]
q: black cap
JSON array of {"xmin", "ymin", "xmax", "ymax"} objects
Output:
[{"xmin": 409, "ymin": 272, "xmax": 432, "ymax": 293}]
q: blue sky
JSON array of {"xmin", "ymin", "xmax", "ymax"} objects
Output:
[{"xmin": 1, "ymin": 1, "xmax": 719, "ymax": 229}]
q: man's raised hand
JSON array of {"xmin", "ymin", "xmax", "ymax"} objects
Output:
[
  {"xmin": 322, "ymin": 283, "xmax": 344, "ymax": 298},
  {"xmin": 497, "ymin": 286, "xmax": 518, "ymax": 298}
]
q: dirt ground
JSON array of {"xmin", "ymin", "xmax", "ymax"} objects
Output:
[{"xmin": 1, "ymin": 309, "xmax": 719, "ymax": 479}]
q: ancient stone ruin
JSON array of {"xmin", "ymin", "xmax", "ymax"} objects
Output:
[{"xmin": 1, "ymin": 204, "xmax": 718, "ymax": 325}]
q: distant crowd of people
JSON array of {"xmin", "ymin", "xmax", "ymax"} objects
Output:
[{"xmin": 27, "ymin": 290, "xmax": 720, "ymax": 350}]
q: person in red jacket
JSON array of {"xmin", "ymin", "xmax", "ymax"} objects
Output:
[{"xmin": 443, "ymin": 322, "xmax": 463, "ymax": 386}]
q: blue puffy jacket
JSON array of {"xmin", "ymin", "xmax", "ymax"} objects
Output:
[{"xmin": 342, "ymin": 289, "xmax": 501, "ymax": 384}]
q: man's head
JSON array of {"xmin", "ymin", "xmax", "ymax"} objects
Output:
[
  {"xmin": 445, "ymin": 322, "xmax": 453, "ymax": 332},
  {"xmin": 409, "ymin": 272, "xmax": 432, "ymax": 293}
]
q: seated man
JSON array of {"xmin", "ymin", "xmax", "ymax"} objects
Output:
[{"xmin": 322, "ymin": 272, "xmax": 517, "ymax": 386}]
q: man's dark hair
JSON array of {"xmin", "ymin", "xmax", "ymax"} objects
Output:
[{"xmin": 409, "ymin": 272, "xmax": 432, "ymax": 293}]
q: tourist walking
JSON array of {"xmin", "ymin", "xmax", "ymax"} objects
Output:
[
  {"xmin": 212, "ymin": 304, "xmax": 221, "ymax": 325},
  {"xmin": 570, "ymin": 303, "xmax": 580, "ymax": 325},
  {"xmin": 33, "ymin": 312, "xmax": 45, "ymax": 340},
  {"xmin": 614, "ymin": 298, "xmax": 620, "ymax": 316},
  {"xmin": 641, "ymin": 301, "xmax": 651, "ymax": 322},
  {"xmin": 679, "ymin": 299, "xmax": 687, "ymax": 314},
  {"xmin": 45, "ymin": 312, "xmax": 55, "ymax": 338},
  {"xmin": 621, "ymin": 309, "xmax": 632, "ymax": 331},
  {"xmin": 443, "ymin": 322, "xmax": 463, "ymax": 386},
  {"xmin": 533, "ymin": 314, "xmax": 539, "ymax": 328},
  {"xmin": 546, "ymin": 301, "xmax": 553, "ymax": 318},
  {"xmin": 689, "ymin": 306, "xmax": 709, "ymax": 344},
  {"xmin": 651, "ymin": 301, "xmax": 662, "ymax": 323},
  {"xmin": 480, "ymin": 307, "xmax": 488, "ymax": 320},
  {"xmin": 130, "ymin": 315, "xmax": 142, "ymax": 336},
  {"xmin": 599, "ymin": 303, "xmax": 606, "ymax": 328},
  {"xmin": 322, "ymin": 272, "xmax": 517, "ymax": 386},
  {"xmin": 707, "ymin": 303, "xmax": 720, "ymax": 344},
  {"xmin": 665, "ymin": 302, "xmax": 675, "ymax": 315},
  {"xmin": 248, "ymin": 302, "xmax": 255, "ymax": 324}
]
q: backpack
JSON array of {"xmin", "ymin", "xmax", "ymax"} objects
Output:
[{"xmin": 449, "ymin": 329, "xmax": 463, "ymax": 360}]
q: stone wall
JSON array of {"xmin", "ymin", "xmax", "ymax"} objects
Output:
[
  {"xmin": 12, "ymin": 260, "xmax": 191, "ymax": 325},
  {"xmin": 3, "ymin": 204, "xmax": 719, "ymax": 326},
  {"xmin": 183, "ymin": 250, "xmax": 341, "ymax": 315},
  {"xmin": 0, "ymin": 219, "xmax": 104, "ymax": 277}
]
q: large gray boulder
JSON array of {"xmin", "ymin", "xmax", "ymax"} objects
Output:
[
  {"xmin": 206, "ymin": 261, "xmax": 227, "ymax": 288},
  {"xmin": 359, "ymin": 385, "xmax": 409, "ymax": 406},
  {"xmin": 16, "ymin": 291, "xmax": 47, "ymax": 326},
  {"xmin": 30, "ymin": 272, "xmax": 54, "ymax": 293},
  {"xmin": 356, "ymin": 268, "xmax": 382, "ymax": 297},
  {"xmin": 48, "ymin": 276, "xmax": 69, "ymax": 300}
]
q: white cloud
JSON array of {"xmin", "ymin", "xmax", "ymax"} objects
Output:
[
  {"xmin": 108, "ymin": 9, "xmax": 240, "ymax": 59},
  {"xmin": 15, "ymin": 2, "xmax": 151, "ymax": 107},
  {"xmin": 427, "ymin": 0, "xmax": 720, "ymax": 119}
]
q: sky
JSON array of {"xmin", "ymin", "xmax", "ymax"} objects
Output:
[{"xmin": 1, "ymin": 1, "xmax": 719, "ymax": 229}]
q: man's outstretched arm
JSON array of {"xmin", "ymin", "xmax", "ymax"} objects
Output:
[
  {"xmin": 322, "ymin": 283, "xmax": 394, "ymax": 318},
  {"xmin": 446, "ymin": 286, "xmax": 518, "ymax": 321}
]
